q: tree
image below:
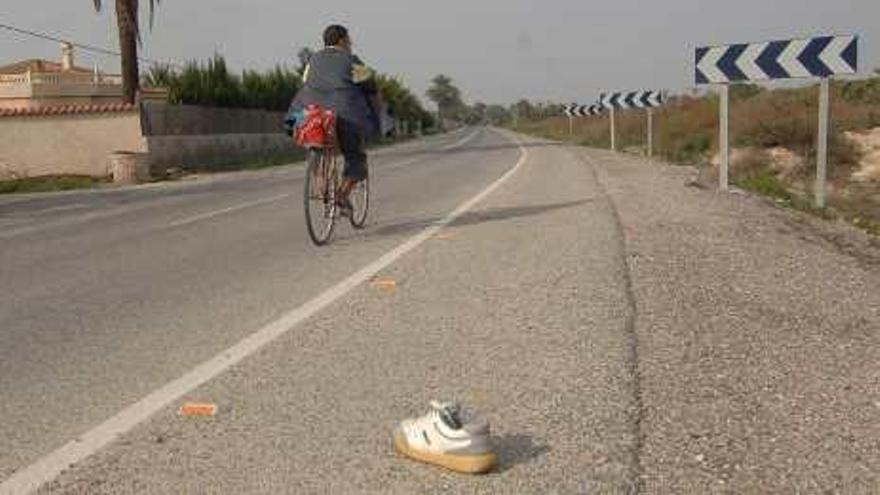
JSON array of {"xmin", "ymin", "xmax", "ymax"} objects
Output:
[
  {"xmin": 485, "ymin": 105, "xmax": 512, "ymax": 125},
  {"xmin": 375, "ymin": 74, "xmax": 435, "ymax": 131},
  {"xmin": 512, "ymin": 99, "xmax": 535, "ymax": 121},
  {"xmin": 426, "ymin": 75, "xmax": 464, "ymax": 123},
  {"xmin": 93, "ymin": 0, "xmax": 161, "ymax": 104}
]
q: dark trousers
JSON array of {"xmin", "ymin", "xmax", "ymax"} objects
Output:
[{"xmin": 336, "ymin": 118, "xmax": 368, "ymax": 182}]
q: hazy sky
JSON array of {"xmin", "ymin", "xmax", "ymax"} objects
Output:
[{"xmin": 2, "ymin": 0, "xmax": 878, "ymax": 105}]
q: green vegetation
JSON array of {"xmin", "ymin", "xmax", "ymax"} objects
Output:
[
  {"xmin": 426, "ymin": 74, "xmax": 467, "ymax": 126},
  {"xmin": 375, "ymin": 74, "xmax": 435, "ymax": 130},
  {"xmin": 145, "ymin": 56, "xmax": 302, "ymax": 112},
  {"xmin": 508, "ymin": 77, "xmax": 880, "ymax": 236},
  {"xmin": 0, "ymin": 175, "xmax": 105, "ymax": 194},
  {"xmin": 146, "ymin": 55, "xmax": 435, "ymax": 131}
]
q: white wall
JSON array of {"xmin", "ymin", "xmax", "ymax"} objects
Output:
[{"xmin": 0, "ymin": 111, "xmax": 145, "ymax": 179}]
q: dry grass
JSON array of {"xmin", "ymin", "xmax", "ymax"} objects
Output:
[{"xmin": 514, "ymin": 81, "xmax": 880, "ymax": 235}]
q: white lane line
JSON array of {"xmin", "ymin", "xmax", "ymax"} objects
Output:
[
  {"xmin": 168, "ymin": 193, "xmax": 292, "ymax": 228},
  {"xmin": 0, "ymin": 130, "xmax": 528, "ymax": 495},
  {"xmin": 381, "ymin": 128, "xmax": 482, "ymax": 172},
  {"xmin": 0, "ymin": 131, "xmax": 479, "ymax": 238},
  {"xmin": 440, "ymin": 128, "xmax": 481, "ymax": 151},
  {"xmin": 0, "ymin": 201, "xmax": 180, "ymax": 240},
  {"xmin": 29, "ymin": 203, "xmax": 89, "ymax": 215},
  {"xmin": 167, "ymin": 129, "xmax": 480, "ymax": 228}
]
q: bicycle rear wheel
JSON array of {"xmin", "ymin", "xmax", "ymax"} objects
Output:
[
  {"xmin": 304, "ymin": 148, "xmax": 337, "ymax": 246},
  {"xmin": 349, "ymin": 168, "xmax": 369, "ymax": 229}
]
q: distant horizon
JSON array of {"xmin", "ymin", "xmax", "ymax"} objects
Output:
[{"xmin": 2, "ymin": 1, "xmax": 878, "ymax": 106}]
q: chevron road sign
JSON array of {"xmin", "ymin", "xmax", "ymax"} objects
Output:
[
  {"xmin": 695, "ymin": 35, "xmax": 858, "ymax": 84},
  {"xmin": 563, "ymin": 103, "xmax": 602, "ymax": 136},
  {"xmin": 563, "ymin": 104, "xmax": 603, "ymax": 117},
  {"xmin": 596, "ymin": 91, "xmax": 666, "ymax": 152},
  {"xmin": 599, "ymin": 90, "xmax": 665, "ymax": 110},
  {"xmin": 695, "ymin": 34, "xmax": 860, "ymax": 206}
]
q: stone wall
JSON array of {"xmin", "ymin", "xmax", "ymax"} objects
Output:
[
  {"xmin": 141, "ymin": 102, "xmax": 284, "ymax": 135},
  {"xmin": 146, "ymin": 134, "xmax": 295, "ymax": 174},
  {"xmin": 141, "ymin": 103, "xmax": 296, "ymax": 174}
]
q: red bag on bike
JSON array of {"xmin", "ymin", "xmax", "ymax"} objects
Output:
[{"xmin": 296, "ymin": 105, "xmax": 337, "ymax": 148}]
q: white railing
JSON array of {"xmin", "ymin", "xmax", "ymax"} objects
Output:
[
  {"xmin": 0, "ymin": 71, "xmax": 123, "ymax": 99},
  {"xmin": 0, "ymin": 74, "xmax": 30, "ymax": 84}
]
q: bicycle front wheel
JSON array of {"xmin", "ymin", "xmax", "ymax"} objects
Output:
[{"xmin": 304, "ymin": 148, "xmax": 337, "ymax": 246}]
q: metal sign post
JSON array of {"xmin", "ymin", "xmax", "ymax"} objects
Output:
[
  {"xmin": 816, "ymin": 78, "xmax": 830, "ymax": 208},
  {"xmin": 600, "ymin": 91, "xmax": 665, "ymax": 154},
  {"xmin": 562, "ymin": 104, "xmax": 602, "ymax": 139},
  {"xmin": 696, "ymin": 34, "xmax": 858, "ymax": 200},
  {"xmin": 610, "ymin": 107, "xmax": 616, "ymax": 151},
  {"xmin": 719, "ymin": 84, "xmax": 730, "ymax": 191}
]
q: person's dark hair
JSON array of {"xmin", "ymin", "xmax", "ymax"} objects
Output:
[{"xmin": 323, "ymin": 25, "xmax": 349, "ymax": 47}]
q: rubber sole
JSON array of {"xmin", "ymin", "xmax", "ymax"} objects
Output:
[{"xmin": 393, "ymin": 429, "xmax": 497, "ymax": 474}]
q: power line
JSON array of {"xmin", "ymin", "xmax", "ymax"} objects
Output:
[{"xmin": 0, "ymin": 21, "xmax": 181, "ymax": 68}]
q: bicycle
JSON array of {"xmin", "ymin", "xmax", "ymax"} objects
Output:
[{"xmin": 298, "ymin": 106, "xmax": 369, "ymax": 246}]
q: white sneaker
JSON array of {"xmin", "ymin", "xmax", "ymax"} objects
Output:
[{"xmin": 393, "ymin": 401, "xmax": 497, "ymax": 474}]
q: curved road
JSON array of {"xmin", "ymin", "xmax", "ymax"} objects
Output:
[{"xmin": 3, "ymin": 127, "xmax": 877, "ymax": 494}]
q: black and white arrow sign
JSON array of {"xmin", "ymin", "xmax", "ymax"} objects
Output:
[
  {"xmin": 563, "ymin": 104, "xmax": 603, "ymax": 117},
  {"xmin": 599, "ymin": 91, "xmax": 665, "ymax": 110},
  {"xmin": 695, "ymin": 35, "xmax": 858, "ymax": 84}
]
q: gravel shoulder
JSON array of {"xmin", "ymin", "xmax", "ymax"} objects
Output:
[{"xmin": 575, "ymin": 148, "xmax": 880, "ymax": 494}]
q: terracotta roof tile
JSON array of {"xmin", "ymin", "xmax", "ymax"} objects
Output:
[{"xmin": 0, "ymin": 103, "xmax": 137, "ymax": 118}]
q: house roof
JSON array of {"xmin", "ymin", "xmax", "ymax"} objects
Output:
[{"xmin": 0, "ymin": 59, "xmax": 93, "ymax": 75}]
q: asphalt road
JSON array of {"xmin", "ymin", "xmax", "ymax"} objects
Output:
[{"xmin": 1, "ymin": 128, "xmax": 877, "ymax": 494}]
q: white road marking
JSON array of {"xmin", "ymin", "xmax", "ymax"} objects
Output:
[
  {"xmin": 0, "ymin": 201, "xmax": 182, "ymax": 240},
  {"xmin": 167, "ymin": 130, "xmax": 481, "ymax": 228},
  {"xmin": 1, "ymin": 132, "xmax": 478, "ymax": 238},
  {"xmin": 381, "ymin": 129, "xmax": 481, "ymax": 173},
  {"xmin": 440, "ymin": 128, "xmax": 481, "ymax": 151},
  {"xmin": 30, "ymin": 203, "xmax": 89, "ymax": 215},
  {"xmin": 168, "ymin": 193, "xmax": 292, "ymax": 227},
  {"xmin": 0, "ymin": 129, "xmax": 528, "ymax": 495}
]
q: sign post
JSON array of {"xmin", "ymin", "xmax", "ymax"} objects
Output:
[
  {"xmin": 562, "ymin": 104, "xmax": 603, "ymax": 139},
  {"xmin": 816, "ymin": 78, "xmax": 830, "ymax": 208},
  {"xmin": 610, "ymin": 107, "xmax": 616, "ymax": 151},
  {"xmin": 719, "ymin": 84, "xmax": 730, "ymax": 191},
  {"xmin": 600, "ymin": 91, "xmax": 665, "ymax": 154},
  {"xmin": 695, "ymin": 35, "xmax": 858, "ymax": 201}
]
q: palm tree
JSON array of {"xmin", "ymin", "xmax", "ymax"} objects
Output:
[{"xmin": 92, "ymin": 0, "xmax": 161, "ymax": 103}]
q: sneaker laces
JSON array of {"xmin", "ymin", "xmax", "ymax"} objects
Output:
[{"xmin": 431, "ymin": 400, "xmax": 463, "ymax": 430}]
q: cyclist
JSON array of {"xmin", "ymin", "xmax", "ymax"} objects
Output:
[{"xmin": 290, "ymin": 25, "xmax": 380, "ymax": 212}]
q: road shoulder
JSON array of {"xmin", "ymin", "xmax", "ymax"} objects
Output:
[{"xmin": 575, "ymin": 147, "xmax": 880, "ymax": 494}]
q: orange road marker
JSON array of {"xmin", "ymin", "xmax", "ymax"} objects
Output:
[
  {"xmin": 178, "ymin": 403, "xmax": 217, "ymax": 417},
  {"xmin": 433, "ymin": 232, "xmax": 456, "ymax": 241},
  {"xmin": 371, "ymin": 277, "xmax": 397, "ymax": 292}
]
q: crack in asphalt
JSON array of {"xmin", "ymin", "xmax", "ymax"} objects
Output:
[{"xmin": 570, "ymin": 146, "xmax": 645, "ymax": 495}]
